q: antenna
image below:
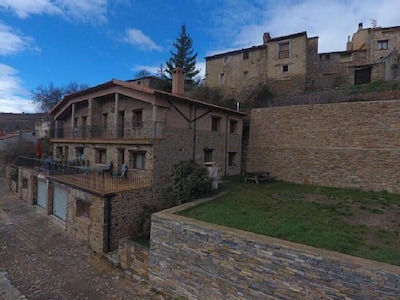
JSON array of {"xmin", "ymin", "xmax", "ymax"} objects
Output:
[{"xmin": 371, "ymin": 19, "xmax": 377, "ymax": 28}]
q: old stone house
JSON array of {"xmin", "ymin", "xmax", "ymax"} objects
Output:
[
  {"xmin": 11, "ymin": 69, "xmax": 244, "ymax": 253},
  {"xmin": 205, "ymin": 23, "xmax": 400, "ymax": 101}
]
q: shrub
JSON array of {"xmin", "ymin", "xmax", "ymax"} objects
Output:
[{"xmin": 164, "ymin": 160, "xmax": 213, "ymax": 205}]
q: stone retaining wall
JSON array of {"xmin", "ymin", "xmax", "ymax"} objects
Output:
[
  {"xmin": 149, "ymin": 199, "xmax": 400, "ymax": 299},
  {"xmin": 118, "ymin": 238, "xmax": 149, "ymax": 280},
  {"xmin": 246, "ymin": 100, "xmax": 400, "ymax": 193}
]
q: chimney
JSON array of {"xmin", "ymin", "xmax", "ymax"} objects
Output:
[
  {"xmin": 263, "ymin": 32, "xmax": 271, "ymax": 44},
  {"xmin": 358, "ymin": 22, "xmax": 363, "ymax": 31},
  {"xmin": 172, "ymin": 67, "xmax": 184, "ymax": 95}
]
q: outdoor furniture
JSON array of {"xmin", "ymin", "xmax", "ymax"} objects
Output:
[
  {"xmin": 98, "ymin": 161, "xmax": 113, "ymax": 175},
  {"xmin": 244, "ymin": 171, "xmax": 274, "ymax": 184},
  {"xmin": 113, "ymin": 164, "xmax": 127, "ymax": 179}
]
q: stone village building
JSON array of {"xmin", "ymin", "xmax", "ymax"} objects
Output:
[
  {"xmin": 204, "ymin": 23, "xmax": 400, "ymax": 101},
  {"xmin": 8, "ymin": 69, "xmax": 244, "ymax": 253}
]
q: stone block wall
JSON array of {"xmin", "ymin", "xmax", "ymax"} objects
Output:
[
  {"xmin": 246, "ymin": 99, "xmax": 400, "ymax": 193},
  {"xmin": 149, "ymin": 201, "xmax": 400, "ymax": 299},
  {"xmin": 118, "ymin": 238, "xmax": 149, "ymax": 280}
]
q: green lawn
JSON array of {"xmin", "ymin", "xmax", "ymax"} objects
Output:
[{"xmin": 178, "ymin": 177, "xmax": 400, "ymax": 266}]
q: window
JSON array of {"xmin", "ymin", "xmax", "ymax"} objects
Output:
[
  {"xmin": 132, "ymin": 109, "xmax": 143, "ymax": 128},
  {"xmin": 76, "ymin": 199, "xmax": 90, "ymax": 218},
  {"xmin": 64, "ymin": 146, "xmax": 69, "ymax": 161},
  {"xmin": 211, "ymin": 116, "xmax": 221, "ymax": 131},
  {"xmin": 132, "ymin": 152, "xmax": 145, "ymax": 169},
  {"xmin": 223, "ymin": 56, "xmax": 229, "ymax": 64},
  {"xmin": 229, "ymin": 120, "xmax": 238, "ymax": 134},
  {"xmin": 102, "ymin": 113, "xmax": 108, "ymax": 129},
  {"xmin": 278, "ymin": 42, "xmax": 290, "ymax": 59},
  {"xmin": 22, "ymin": 178, "xmax": 28, "ymax": 189},
  {"xmin": 75, "ymin": 147, "xmax": 84, "ymax": 160},
  {"xmin": 377, "ymin": 40, "xmax": 388, "ymax": 50},
  {"xmin": 243, "ymin": 51, "xmax": 249, "ymax": 60},
  {"xmin": 325, "ymin": 53, "xmax": 331, "ymax": 60},
  {"xmin": 282, "ymin": 65, "xmax": 289, "ymax": 72},
  {"xmin": 204, "ymin": 148, "xmax": 214, "ymax": 163},
  {"xmin": 228, "ymin": 152, "xmax": 237, "ymax": 167},
  {"xmin": 95, "ymin": 148, "xmax": 107, "ymax": 164},
  {"xmin": 219, "ymin": 73, "xmax": 225, "ymax": 84},
  {"xmin": 56, "ymin": 146, "xmax": 63, "ymax": 159}
]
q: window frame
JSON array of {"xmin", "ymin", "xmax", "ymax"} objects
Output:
[
  {"xmin": 228, "ymin": 152, "xmax": 237, "ymax": 167},
  {"xmin": 211, "ymin": 116, "xmax": 221, "ymax": 132},
  {"xmin": 95, "ymin": 148, "xmax": 107, "ymax": 164},
  {"xmin": 278, "ymin": 42, "xmax": 290, "ymax": 59},
  {"xmin": 377, "ymin": 40, "xmax": 388, "ymax": 50},
  {"xmin": 76, "ymin": 198, "xmax": 91, "ymax": 218}
]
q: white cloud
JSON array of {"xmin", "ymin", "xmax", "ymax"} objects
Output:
[
  {"xmin": 0, "ymin": 64, "xmax": 37, "ymax": 113},
  {"xmin": 123, "ymin": 28, "xmax": 162, "ymax": 51},
  {"xmin": 0, "ymin": 0, "xmax": 108, "ymax": 23},
  {"xmin": 0, "ymin": 23, "xmax": 37, "ymax": 55},
  {"xmin": 209, "ymin": 0, "xmax": 400, "ymax": 53},
  {"xmin": 0, "ymin": 0, "xmax": 62, "ymax": 18}
]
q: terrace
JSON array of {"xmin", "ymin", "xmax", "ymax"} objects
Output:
[{"xmin": 18, "ymin": 157, "xmax": 153, "ymax": 195}]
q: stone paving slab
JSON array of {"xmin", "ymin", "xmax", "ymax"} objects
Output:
[{"xmin": 0, "ymin": 178, "xmax": 170, "ymax": 300}]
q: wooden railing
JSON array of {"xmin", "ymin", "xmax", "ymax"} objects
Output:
[
  {"xmin": 52, "ymin": 121, "xmax": 165, "ymax": 140},
  {"xmin": 56, "ymin": 169, "xmax": 153, "ymax": 194},
  {"xmin": 17, "ymin": 157, "xmax": 153, "ymax": 194}
]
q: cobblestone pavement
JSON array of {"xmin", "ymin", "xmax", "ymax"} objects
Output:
[{"xmin": 0, "ymin": 178, "xmax": 169, "ymax": 300}]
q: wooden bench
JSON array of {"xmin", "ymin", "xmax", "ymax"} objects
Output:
[{"xmin": 244, "ymin": 171, "xmax": 275, "ymax": 184}]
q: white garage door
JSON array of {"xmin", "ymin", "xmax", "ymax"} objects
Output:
[
  {"xmin": 53, "ymin": 186, "xmax": 67, "ymax": 221},
  {"xmin": 37, "ymin": 179, "xmax": 47, "ymax": 208}
]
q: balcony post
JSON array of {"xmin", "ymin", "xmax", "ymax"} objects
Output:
[
  {"xmin": 152, "ymin": 104, "xmax": 157, "ymax": 138},
  {"xmin": 71, "ymin": 103, "xmax": 76, "ymax": 137}
]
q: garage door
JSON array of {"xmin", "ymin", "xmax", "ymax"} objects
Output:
[
  {"xmin": 53, "ymin": 186, "xmax": 67, "ymax": 221},
  {"xmin": 37, "ymin": 179, "xmax": 47, "ymax": 208}
]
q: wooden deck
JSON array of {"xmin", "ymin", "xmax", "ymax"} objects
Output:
[{"xmin": 50, "ymin": 169, "xmax": 153, "ymax": 195}]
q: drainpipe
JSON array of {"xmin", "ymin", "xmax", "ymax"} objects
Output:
[
  {"xmin": 224, "ymin": 114, "xmax": 232, "ymax": 176},
  {"xmin": 192, "ymin": 107, "xmax": 198, "ymax": 161},
  {"xmin": 105, "ymin": 196, "xmax": 112, "ymax": 253}
]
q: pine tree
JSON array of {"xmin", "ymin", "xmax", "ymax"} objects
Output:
[{"xmin": 166, "ymin": 24, "xmax": 200, "ymax": 85}]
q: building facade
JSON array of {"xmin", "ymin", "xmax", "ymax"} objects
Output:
[
  {"xmin": 205, "ymin": 23, "xmax": 400, "ymax": 100},
  {"xmin": 9, "ymin": 71, "xmax": 244, "ymax": 253}
]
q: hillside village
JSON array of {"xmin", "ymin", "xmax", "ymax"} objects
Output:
[{"xmin": 1, "ymin": 22, "xmax": 400, "ymax": 299}]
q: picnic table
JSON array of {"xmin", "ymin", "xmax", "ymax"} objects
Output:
[{"xmin": 243, "ymin": 171, "xmax": 274, "ymax": 184}]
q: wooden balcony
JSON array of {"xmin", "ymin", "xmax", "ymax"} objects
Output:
[
  {"xmin": 17, "ymin": 157, "xmax": 153, "ymax": 196},
  {"xmin": 50, "ymin": 169, "xmax": 153, "ymax": 195},
  {"xmin": 52, "ymin": 121, "xmax": 165, "ymax": 140}
]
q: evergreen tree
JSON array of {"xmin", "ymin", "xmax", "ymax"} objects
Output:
[{"xmin": 166, "ymin": 24, "xmax": 200, "ymax": 85}]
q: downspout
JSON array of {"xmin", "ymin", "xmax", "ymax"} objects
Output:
[
  {"xmin": 224, "ymin": 114, "xmax": 232, "ymax": 176},
  {"xmin": 105, "ymin": 196, "xmax": 112, "ymax": 253},
  {"xmin": 192, "ymin": 106, "xmax": 198, "ymax": 161}
]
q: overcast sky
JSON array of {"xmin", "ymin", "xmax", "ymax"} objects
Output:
[{"xmin": 0, "ymin": 0, "xmax": 399, "ymax": 113}]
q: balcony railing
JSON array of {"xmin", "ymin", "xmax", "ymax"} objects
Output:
[
  {"xmin": 53, "ymin": 121, "xmax": 165, "ymax": 140},
  {"xmin": 17, "ymin": 156, "xmax": 153, "ymax": 194}
]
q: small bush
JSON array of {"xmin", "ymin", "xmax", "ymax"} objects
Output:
[{"xmin": 163, "ymin": 160, "xmax": 212, "ymax": 205}]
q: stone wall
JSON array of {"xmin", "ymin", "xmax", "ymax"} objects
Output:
[
  {"xmin": 149, "ymin": 200, "xmax": 400, "ymax": 299},
  {"xmin": 118, "ymin": 238, "xmax": 149, "ymax": 280},
  {"xmin": 246, "ymin": 99, "xmax": 400, "ymax": 194}
]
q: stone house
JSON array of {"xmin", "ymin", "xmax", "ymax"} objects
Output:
[
  {"xmin": 11, "ymin": 69, "xmax": 244, "ymax": 253},
  {"xmin": 205, "ymin": 23, "xmax": 400, "ymax": 100}
]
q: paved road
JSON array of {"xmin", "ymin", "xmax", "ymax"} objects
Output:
[{"xmin": 0, "ymin": 178, "xmax": 168, "ymax": 300}]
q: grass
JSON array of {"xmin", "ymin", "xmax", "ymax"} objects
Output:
[{"xmin": 178, "ymin": 177, "xmax": 400, "ymax": 266}]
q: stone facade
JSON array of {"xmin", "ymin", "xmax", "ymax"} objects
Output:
[
  {"xmin": 205, "ymin": 24, "xmax": 400, "ymax": 99},
  {"xmin": 149, "ymin": 201, "xmax": 400, "ymax": 299},
  {"xmin": 118, "ymin": 238, "xmax": 149, "ymax": 280},
  {"xmin": 246, "ymin": 99, "xmax": 400, "ymax": 194}
]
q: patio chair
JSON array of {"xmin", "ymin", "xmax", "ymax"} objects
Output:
[
  {"xmin": 98, "ymin": 161, "xmax": 113, "ymax": 175},
  {"xmin": 113, "ymin": 164, "xmax": 127, "ymax": 179}
]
